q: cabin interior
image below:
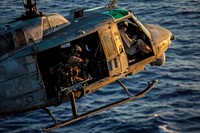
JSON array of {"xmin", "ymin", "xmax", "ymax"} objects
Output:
[{"xmin": 37, "ymin": 32, "xmax": 109, "ymax": 99}]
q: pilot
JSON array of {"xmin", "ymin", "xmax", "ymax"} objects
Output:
[
  {"xmin": 120, "ymin": 21, "xmax": 136, "ymax": 45},
  {"xmin": 121, "ymin": 21, "xmax": 151, "ymax": 54}
]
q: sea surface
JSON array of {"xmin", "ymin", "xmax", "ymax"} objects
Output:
[{"xmin": 0, "ymin": 0, "xmax": 200, "ymax": 133}]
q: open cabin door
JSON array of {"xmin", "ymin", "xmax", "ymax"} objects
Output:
[{"xmin": 99, "ymin": 24, "xmax": 128, "ymax": 77}]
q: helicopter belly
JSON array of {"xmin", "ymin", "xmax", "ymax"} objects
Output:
[{"xmin": 0, "ymin": 56, "xmax": 46, "ymax": 116}]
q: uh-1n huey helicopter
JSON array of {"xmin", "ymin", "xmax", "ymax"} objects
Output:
[{"xmin": 0, "ymin": 0, "xmax": 175, "ymax": 131}]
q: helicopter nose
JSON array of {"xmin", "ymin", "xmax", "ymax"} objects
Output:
[
  {"xmin": 159, "ymin": 29, "xmax": 174, "ymax": 53},
  {"xmin": 150, "ymin": 26, "xmax": 175, "ymax": 66}
]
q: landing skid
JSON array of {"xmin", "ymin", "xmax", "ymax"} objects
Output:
[{"xmin": 43, "ymin": 79, "xmax": 158, "ymax": 132}]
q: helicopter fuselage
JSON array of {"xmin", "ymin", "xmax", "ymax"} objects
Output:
[{"xmin": 0, "ymin": 6, "xmax": 174, "ymax": 118}]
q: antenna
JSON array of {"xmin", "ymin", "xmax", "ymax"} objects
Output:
[{"xmin": 108, "ymin": 0, "xmax": 117, "ymax": 9}]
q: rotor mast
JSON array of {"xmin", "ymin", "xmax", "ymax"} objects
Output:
[{"xmin": 21, "ymin": 0, "xmax": 40, "ymax": 18}]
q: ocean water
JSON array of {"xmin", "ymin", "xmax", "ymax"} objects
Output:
[{"xmin": 0, "ymin": 0, "xmax": 200, "ymax": 133}]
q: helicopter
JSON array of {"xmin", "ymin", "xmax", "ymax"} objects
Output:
[{"xmin": 0, "ymin": 0, "xmax": 175, "ymax": 131}]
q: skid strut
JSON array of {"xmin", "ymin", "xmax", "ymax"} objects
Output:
[
  {"xmin": 43, "ymin": 107, "xmax": 58, "ymax": 125},
  {"xmin": 116, "ymin": 80, "xmax": 131, "ymax": 97},
  {"xmin": 44, "ymin": 79, "xmax": 158, "ymax": 132},
  {"xmin": 69, "ymin": 92, "xmax": 78, "ymax": 117}
]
